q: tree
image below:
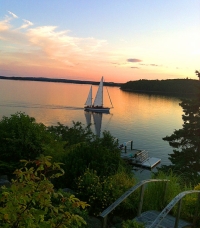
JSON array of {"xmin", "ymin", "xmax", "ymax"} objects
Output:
[
  {"xmin": 195, "ymin": 70, "xmax": 200, "ymax": 80},
  {"xmin": 0, "ymin": 112, "xmax": 64, "ymax": 175},
  {"xmin": 53, "ymin": 131, "xmax": 127, "ymax": 188},
  {"xmin": 47, "ymin": 121, "xmax": 94, "ymax": 148},
  {"xmin": 162, "ymin": 78, "xmax": 200, "ymax": 182},
  {"xmin": 0, "ymin": 155, "xmax": 89, "ymax": 227}
]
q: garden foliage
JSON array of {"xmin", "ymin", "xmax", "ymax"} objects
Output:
[
  {"xmin": 1, "ymin": 111, "xmax": 200, "ymax": 225},
  {"xmin": 76, "ymin": 167, "xmax": 138, "ymax": 216},
  {"xmin": 0, "ymin": 112, "xmax": 64, "ymax": 175},
  {"xmin": 0, "ymin": 155, "xmax": 89, "ymax": 228},
  {"xmin": 60, "ymin": 131, "xmax": 127, "ymax": 188}
]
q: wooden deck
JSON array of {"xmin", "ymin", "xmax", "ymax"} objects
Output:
[
  {"xmin": 120, "ymin": 149, "xmax": 161, "ymax": 169},
  {"xmin": 134, "ymin": 210, "xmax": 192, "ymax": 228}
]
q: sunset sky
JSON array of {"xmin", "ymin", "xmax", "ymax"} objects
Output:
[{"xmin": 0, "ymin": 1, "xmax": 199, "ymax": 83}]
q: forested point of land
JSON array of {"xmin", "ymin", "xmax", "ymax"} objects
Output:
[
  {"xmin": 120, "ymin": 79, "xmax": 200, "ymax": 97},
  {"xmin": 0, "ymin": 75, "xmax": 123, "ymax": 87}
]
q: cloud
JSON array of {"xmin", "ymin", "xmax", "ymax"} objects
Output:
[
  {"xmin": 131, "ymin": 67, "xmax": 139, "ymax": 69},
  {"xmin": 139, "ymin": 63, "xmax": 162, "ymax": 67},
  {"xmin": 0, "ymin": 21, "xmax": 10, "ymax": 32},
  {"xmin": 150, "ymin": 64, "xmax": 159, "ymax": 67},
  {"xmin": 19, "ymin": 19, "xmax": 33, "ymax": 29},
  {"xmin": 127, "ymin": 58, "xmax": 142, "ymax": 63},
  {"xmin": 0, "ymin": 14, "xmax": 109, "ymax": 71},
  {"xmin": 8, "ymin": 11, "xmax": 18, "ymax": 18},
  {"xmin": 28, "ymin": 26, "xmax": 108, "ymax": 66},
  {"xmin": 0, "ymin": 11, "xmax": 18, "ymax": 30},
  {"xmin": 111, "ymin": 62, "xmax": 120, "ymax": 65}
]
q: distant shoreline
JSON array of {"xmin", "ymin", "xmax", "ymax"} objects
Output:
[
  {"xmin": 0, "ymin": 76, "xmax": 123, "ymax": 87},
  {"xmin": 120, "ymin": 78, "xmax": 200, "ymax": 98},
  {"xmin": 1, "ymin": 75, "xmax": 199, "ymax": 98}
]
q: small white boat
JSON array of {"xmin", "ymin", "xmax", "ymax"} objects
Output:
[{"xmin": 84, "ymin": 76, "xmax": 113, "ymax": 113}]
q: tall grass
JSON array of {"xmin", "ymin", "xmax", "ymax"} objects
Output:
[
  {"xmin": 143, "ymin": 171, "xmax": 185, "ymax": 211},
  {"xmin": 142, "ymin": 170, "xmax": 200, "ymax": 225}
]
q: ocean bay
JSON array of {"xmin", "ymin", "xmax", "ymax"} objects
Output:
[{"xmin": 0, "ymin": 79, "xmax": 183, "ymax": 179}]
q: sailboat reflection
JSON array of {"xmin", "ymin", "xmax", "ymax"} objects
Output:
[{"xmin": 84, "ymin": 111, "xmax": 103, "ymax": 137}]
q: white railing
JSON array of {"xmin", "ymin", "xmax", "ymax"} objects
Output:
[
  {"xmin": 99, "ymin": 179, "xmax": 169, "ymax": 228},
  {"xmin": 134, "ymin": 150, "xmax": 148, "ymax": 163}
]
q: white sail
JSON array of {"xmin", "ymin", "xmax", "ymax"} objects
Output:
[
  {"xmin": 84, "ymin": 76, "xmax": 112, "ymax": 113},
  {"xmin": 92, "ymin": 112, "xmax": 102, "ymax": 137},
  {"xmin": 93, "ymin": 77, "xmax": 103, "ymax": 107},
  {"xmin": 85, "ymin": 86, "xmax": 92, "ymax": 106}
]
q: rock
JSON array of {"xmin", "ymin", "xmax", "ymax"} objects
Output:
[
  {"xmin": 112, "ymin": 215, "xmax": 123, "ymax": 224},
  {"xmin": 62, "ymin": 188, "xmax": 75, "ymax": 194},
  {"xmin": 0, "ymin": 175, "xmax": 11, "ymax": 187},
  {"xmin": 87, "ymin": 216, "xmax": 102, "ymax": 228}
]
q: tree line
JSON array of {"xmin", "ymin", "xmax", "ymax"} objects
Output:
[{"xmin": 120, "ymin": 79, "xmax": 200, "ymax": 97}]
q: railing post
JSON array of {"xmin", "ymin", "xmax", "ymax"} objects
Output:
[
  {"xmin": 163, "ymin": 181, "xmax": 168, "ymax": 207},
  {"xmin": 174, "ymin": 199, "xmax": 182, "ymax": 228},
  {"xmin": 101, "ymin": 215, "xmax": 107, "ymax": 228},
  {"xmin": 193, "ymin": 192, "xmax": 200, "ymax": 226},
  {"xmin": 137, "ymin": 184, "xmax": 145, "ymax": 216},
  {"xmin": 131, "ymin": 140, "xmax": 133, "ymax": 150}
]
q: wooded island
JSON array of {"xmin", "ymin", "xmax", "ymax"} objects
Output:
[{"xmin": 120, "ymin": 79, "xmax": 200, "ymax": 97}]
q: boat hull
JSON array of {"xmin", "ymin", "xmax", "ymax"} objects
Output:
[{"xmin": 84, "ymin": 107, "xmax": 110, "ymax": 113}]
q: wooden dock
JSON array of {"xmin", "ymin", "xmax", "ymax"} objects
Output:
[{"xmin": 120, "ymin": 149, "xmax": 161, "ymax": 169}]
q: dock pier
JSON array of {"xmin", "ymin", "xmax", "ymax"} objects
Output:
[{"xmin": 120, "ymin": 140, "xmax": 161, "ymax": 169}]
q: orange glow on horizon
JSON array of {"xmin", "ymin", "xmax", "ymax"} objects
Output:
[{"xmin": 0, "ymin": 8, "xmax": 199, "ymax": 84}]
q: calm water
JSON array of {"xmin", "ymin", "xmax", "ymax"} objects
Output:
[{"xmin": 0, "ymin": 80, "xmax": 183, "ymax": 179}]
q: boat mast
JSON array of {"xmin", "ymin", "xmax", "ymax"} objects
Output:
[
  {"xmin": 102, "ymin": 76, "xmax": 103, "ymax": 106},
  {"xmin": 93, "ymin": 77, "xmax": 103, "ymax": 107}
]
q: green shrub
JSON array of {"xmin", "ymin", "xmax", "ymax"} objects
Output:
[
  {"xmin": 0, "ymin": 112, "xmax": 64, "ymax": 175},
  {"xmin": 0, "ymin": 155, "xmax": 89, "ymax": 228},
  {"xmin": 47, "ymin": 121, "xmax": 94, "ymax": 147},
  {"xmin": 76, "ymin": 167, "xmax": 137, "ymax": 216},
  {"xmin": 59, "ymin": 131, "xmax": 126, "ymax": 188},
  {"xmin": 106, "ymin": 168, "xmax": 139, "ymax": 213},
  {"xmin": 180, "ymin": 183, "xmax": 200, "ymax": 225},
  {"xmin": 122, "ymin": 219, "xmax": 145, "ymax": 228}
]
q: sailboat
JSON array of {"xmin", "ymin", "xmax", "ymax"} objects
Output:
[{"xmin": 84, "ymin": 76, "xmax": 113, "ymax": 113}]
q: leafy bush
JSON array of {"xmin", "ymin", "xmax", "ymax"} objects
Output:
[
  {"xmin": 58, "ymin": 131, "xmax": 126, "ymax": 188},
  {"xmin": 180, "ymin": 183, "xmax": 200, "ymax": 225},
  {"xmin": 76, "ymin": 167, "xmax": 137, "ymax": 216},
  {"xmin": 0, "ymin": 112, "xmax": 63, "ymax": 175},
  {"xmin": 0, "ymin": 155, "xmax": 89, "ymax": 228},
  {"xmin": 122, "ymin": 219, "xmax": 145, "ymax": 228},
  {"xmin": 47, "ymin": 122, "xmax": 94, "ymax": 148}
]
